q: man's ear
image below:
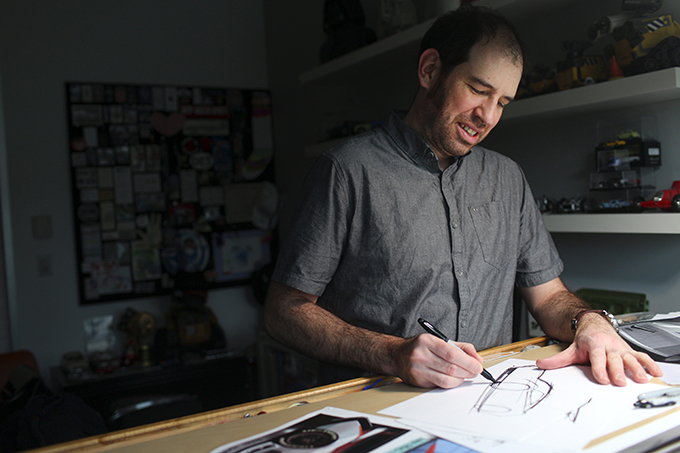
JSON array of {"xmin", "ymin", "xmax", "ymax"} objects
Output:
[{"xmin": 417, "ymin": 48, "xmax": 441, "ymax": 90}]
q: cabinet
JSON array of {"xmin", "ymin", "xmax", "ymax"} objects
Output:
[
  {"xmin": 51, "ymin": 354, "xmax": 255, "ymax": 430},
  {"xmin": 256, "ymin": 330, "xmax": 318, "ymax": 398},
  {"xmin": 299, "ymin": 0, "xmax": 680, "ymax": 235}
]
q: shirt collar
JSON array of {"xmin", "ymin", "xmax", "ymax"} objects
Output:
[{"xmin": 385, "ymin": 111, "xmax": 468, "ymax": 174}]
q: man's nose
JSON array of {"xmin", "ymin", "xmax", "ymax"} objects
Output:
[{"xmin": 474, "ymin": 98, "xmax": 500, "ymax": 127}]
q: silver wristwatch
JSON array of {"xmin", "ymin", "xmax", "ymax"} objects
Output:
[{"xmin": 571, "ymin": 309, "xmax": 619, "ymax": 333}]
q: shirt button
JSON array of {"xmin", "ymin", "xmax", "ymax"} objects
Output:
[
  {"xmin": 460, "ymin": 319, "xmax": 467, "ymax": 328},
  {"xmin": 451, "ymin": 222, "xmax": 458, "ymax": 229},
  {"xmin": 457, "ymin": 270, "xmax": 463, "ymax": 277}
]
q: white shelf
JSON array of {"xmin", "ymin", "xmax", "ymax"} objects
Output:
[
  {"xmin": 300, "ymin": 19, "xmax": 435, "ymax": 85},
  {"xmin": 504, "ymin": 67, "xmax": 680, "ymax": 121},
  {"xmin": 305, "ymin": 68, "xmax": 680, "ymax": 154},
  {"xmin": 543, "ymin": 212, "xmax": 680, "ymax": 234},
  {"xmin": 299, "ymin": 0, "xmax": 573, "ymax": 85},
  {"xmin": 303, "ymin": 68, "xmax": 680, "ymax": 157}
]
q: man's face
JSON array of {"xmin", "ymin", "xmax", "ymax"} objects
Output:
[{"xmin": 421, "ymin": 38, "xmax": 523, "ymax": 165}]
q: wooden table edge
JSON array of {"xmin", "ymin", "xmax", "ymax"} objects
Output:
[{"xmin": 30, "ymin": 336, "xmax": 549, "ymax": 453}]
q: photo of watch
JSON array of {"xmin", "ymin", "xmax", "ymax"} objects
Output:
[{"xmin": 571, "ymin": 309, "xmax": 620, "ymax": 333}]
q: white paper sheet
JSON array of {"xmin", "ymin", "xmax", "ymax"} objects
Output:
[
  {"xmin": 380, "ymin": 359, "xmax": 674, "ymax": 452},
  {"xmin": 658, "ymin": 362, "xmax": 680, "ymax": 385}
]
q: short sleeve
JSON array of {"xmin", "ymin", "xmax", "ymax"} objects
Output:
[
  {"xmin": 272, "ymin": 154, "xmax": 350, "ymax": 296},
  {"xmin": 514, "ymin": 172, "xmax": 563, "ymax": 287}
]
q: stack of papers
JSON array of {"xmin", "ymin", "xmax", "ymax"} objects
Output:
[{"xmin": 619, "ymin": 312, "xmax": 680, "ymax": 362}]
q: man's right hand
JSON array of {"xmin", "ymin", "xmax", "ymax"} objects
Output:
[
  {"xmin": 264, "ymin": 281, "xmax": 485, "ymax": 389},
  {"xmin": 390, "ymin": 334, "xmax": 485, "ymax": 388}
]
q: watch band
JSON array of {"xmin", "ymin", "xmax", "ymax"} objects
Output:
[{"xmin": 571, "ymin": 309, "xmax": 619, "ymax": 332}]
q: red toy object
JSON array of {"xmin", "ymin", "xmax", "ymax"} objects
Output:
[
  {"xmin": 638, "ymin": 180, "xmax": 680, "ymax": 212},
  {"xmin": 609, "ymin": 56, "xmax": 624, "ymax": 80}
]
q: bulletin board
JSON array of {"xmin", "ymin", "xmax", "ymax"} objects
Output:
[{"xmin": 66, "ymin": 82, "xmax": 276, "ymax": 305}]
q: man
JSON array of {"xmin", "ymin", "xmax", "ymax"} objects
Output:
[{"xmin": 264, "ymin": 6, "xmax": 661, "ymax": 389}]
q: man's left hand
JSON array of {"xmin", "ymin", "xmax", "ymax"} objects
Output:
[{"xmin": 536, "ymin": 313, "xmax": 662, "ymax": 386}]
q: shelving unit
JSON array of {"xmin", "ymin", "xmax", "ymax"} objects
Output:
[
  {"xmin": 300, "ymin": 18, "xmax": 435, "ymax": 86},
  {"xmin": 504, "ymin": 68, "xmax": 680, "ymax": 121},
  {"xmin": 304, "ymin": 68, "xmax": 680, "ymax": 157},
  {"xmin": 298, "ymin": 0, "xmax": 680, "ymax": 234},
  {"xmin": 299, "ymin": 0, "xmax": 573, "ymax": 86}
]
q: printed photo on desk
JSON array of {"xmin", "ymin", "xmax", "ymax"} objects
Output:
[
  {"xmin": 209, "ymin": 407, "xmax": 476, "ymax": 453},
  {"xmin": 66, "ymin": 82, "xmax": 277, "ymax": 304}
]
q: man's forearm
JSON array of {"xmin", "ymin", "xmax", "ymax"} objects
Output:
[
  {"xmin": 521, "ymin": 280, "xmax": 590, "ymax": 342},
  {"xmin": 536, "ymin": 290, "xmax": 589, "ymax": 341},
  {"xmin": 263, "ymin": 282, "xmax": 404, "ymax": 376}
]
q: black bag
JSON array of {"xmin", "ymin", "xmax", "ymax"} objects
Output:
[{"xmin": 0, "ymin": 365, "xmax": 107, "ymax": 452}]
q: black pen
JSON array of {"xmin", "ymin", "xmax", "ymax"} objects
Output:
[{"xmin": 418, "ymin": 317, "xmax": 496, "ymax": 383}]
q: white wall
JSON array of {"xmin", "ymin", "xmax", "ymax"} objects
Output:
[{"xmin": 0, "ymin": 0, "xmax": 268, "ymax": 382}]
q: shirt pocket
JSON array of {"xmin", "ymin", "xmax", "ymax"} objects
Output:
[{"xmin": 468, "ymin": 201, "xmax": 512, "ymax": 271}]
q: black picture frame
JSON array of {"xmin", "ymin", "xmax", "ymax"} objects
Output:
[{"xmin": 66, "ymin": 82, "xmax": 276, "ymax": 304}]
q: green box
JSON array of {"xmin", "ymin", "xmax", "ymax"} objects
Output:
[{"xmin": 575, "ymin": 288, "xmax": 649, "ymax": 315}]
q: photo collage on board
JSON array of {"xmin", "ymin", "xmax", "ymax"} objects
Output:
[{"xmin": 67, "ymin": 83, "xmax": 276, "ymax": 304}]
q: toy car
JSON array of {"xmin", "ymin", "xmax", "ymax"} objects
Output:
[
  {"xmin": 556, "ymin": 40, "xmax": 608, "ymax": 91},
  {"xmin": 599, "ymin": 199, "xmax": 631, "ymax": 210},
  {"xmin": 611, "ymin": 14, "xmax": 680, "ymax": 75},
  {"xmin": 596, "ymin": 177, "xmax": 641, "ymax": 189},
  {"xmin": 638, "ymin": 180, "xmax": 680, "ymax": 212},
  {"xmin": 556, "ymin": 197, "xmax": 587, "ymax": 213}
]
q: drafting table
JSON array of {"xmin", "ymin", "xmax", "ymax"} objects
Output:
[{"xmin": 30, "ymin": 337, "xmax": 680, "ymax": 453}]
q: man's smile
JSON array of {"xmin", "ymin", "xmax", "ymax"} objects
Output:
[{"xmin": 460, "ymin": 123, "xmax": 479, "ymax": 137}]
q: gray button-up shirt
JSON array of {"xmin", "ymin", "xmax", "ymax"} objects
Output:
[{"xmin": 273, "ymin": 112, "xmax": 563, "ymax": 382}]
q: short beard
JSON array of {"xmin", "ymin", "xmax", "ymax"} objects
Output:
[
  {"xmin": 425, "ymin": 71, "xmax": 449, "ymax": 111},
  {"xmin": 420, "ymin": 73, "xmax": 474, "ymax": 159}
]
